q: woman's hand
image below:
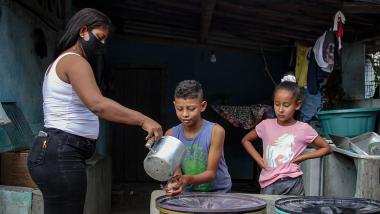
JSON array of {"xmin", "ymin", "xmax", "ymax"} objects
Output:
[{"xmin": 141, "ymin": 117, "xmax": 163, "ymax": 142}]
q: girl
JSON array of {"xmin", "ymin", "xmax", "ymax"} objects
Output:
[{"xmin": 241, "ymin": 80, "xmax": 331, "ymax": 195}]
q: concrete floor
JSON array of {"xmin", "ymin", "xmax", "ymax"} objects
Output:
[
  {"xmin": 111, "ymin": 182, "xmax": 161, "ymax": 214},
  {"xmin": 110, "ymin": 181, "xmax": 259, "ymax": 214}
]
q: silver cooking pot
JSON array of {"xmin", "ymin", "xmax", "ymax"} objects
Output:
[{"xmin": 143, "ymin": 136, "xmax": 186, "ymax": 181}]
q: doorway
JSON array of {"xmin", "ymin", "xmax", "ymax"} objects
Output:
[{"xmin": 110, "ymin": 65, "xmax": 166, "ymax": 182}]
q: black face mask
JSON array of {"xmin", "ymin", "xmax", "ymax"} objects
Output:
[
  {"xmin": 79, "ymin": 30, "xmax": 105, "ymax": 61},
  {"xmin": 79, "ymin": 30, "xmax": 106, "ymax": 85}
]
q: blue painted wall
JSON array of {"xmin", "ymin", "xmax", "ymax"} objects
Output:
[
  {"xmin": 107, "ymin": 37, "xmax": 288, "ymax": 128},
  {"xmin": 0, "ymin": 3, "xmax": 58, "ymax": 151},
  {"xmin": 106, "ymin": 37, "xmax": 288, "ymax": 180},
  {"xmin": 0, "ymin": 3, "xmax": 108, "ymax": 155}
]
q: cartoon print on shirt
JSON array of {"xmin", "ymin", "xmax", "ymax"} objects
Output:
[
  {"xmin": 265, "ymin": 133, "xmax": 295, "ymax": 168},
  {"xmin": 181, "ymin": 143, "xmax": 211, "ymax": 191}
]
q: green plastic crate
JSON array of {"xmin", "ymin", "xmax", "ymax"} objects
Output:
[{"xmin": 317, "ymin": 107, "xmax": 380, "ymax": 138}]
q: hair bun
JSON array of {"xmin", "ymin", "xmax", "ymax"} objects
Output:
[{"xmin": 281, "ymin": 74, "xmax": 296, "ymax": 83}]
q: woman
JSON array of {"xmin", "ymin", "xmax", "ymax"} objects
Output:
[{"xmin": 27, "ymin": 8, "xmax": 163, "ymax": 214}]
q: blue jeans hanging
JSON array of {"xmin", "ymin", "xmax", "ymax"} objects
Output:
[{"xmin": 300, "ymin": 89, "xmax": 322, "ymax": 123}]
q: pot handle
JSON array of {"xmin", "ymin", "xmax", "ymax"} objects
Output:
[{"xmin": 145, "ymin": 138, "xmax": 155, "ymax": 149}]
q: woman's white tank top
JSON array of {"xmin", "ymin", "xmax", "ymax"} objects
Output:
[{"xmin": 43, "ymin": 52, "xmax": 99, "ymax": 139}]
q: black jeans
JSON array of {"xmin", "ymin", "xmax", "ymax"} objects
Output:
[{"xmin": 27, "ymin": 128, "xmax": 96, "ymax": 214}]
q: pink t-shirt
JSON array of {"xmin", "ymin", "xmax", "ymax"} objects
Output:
[{"xmin": 255, "ymin": 119, "xmax": 318, "ymax": 188}]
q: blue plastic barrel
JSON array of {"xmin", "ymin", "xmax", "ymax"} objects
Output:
[
  {"xmin": 317, "ymin": 107, "xmax": 380, "ymax": 137},
  {"xmin": 156, "ymin": 192, "xmax": 267, "ymax": 213},
  {"xmin": 275, "ymin": 196, "xmax": 380, "ymax": 213}
]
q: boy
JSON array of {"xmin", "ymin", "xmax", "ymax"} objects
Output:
[{"xmin": 164, "ymin": 80, "xmax": 231, "ymax": 195}]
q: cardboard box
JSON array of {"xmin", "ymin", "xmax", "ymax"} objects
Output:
[{"xmin": 0, "ymin": 150, "xmax": 37, "ymax": 188}]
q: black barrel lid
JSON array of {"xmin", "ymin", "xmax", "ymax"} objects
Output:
[
  {"xmin": 156, "ymin": 192, "xmax": 266, "ymax": 213},
  {"xmin": 275, "ymin": 196, "xmax": 380, "ymax": 214}
]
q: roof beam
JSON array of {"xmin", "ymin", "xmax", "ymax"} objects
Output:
[
  {"xmin": 350, "ymin": 0, "xmax": 380, "ymax": 4},
  {"xmin": 200, "ymin": 0, "xmax": 217, "ymax": 43},
  {"xmin": 343, "ymin": 2, "xmax": 380, "ymax": 14},
  {"xmin": 353, "ymin": 24, "xmax": 380, "ymax": 42},
  {"xmin": 114, "ymin": 32, "xmax": 279, "ymax": 53}
]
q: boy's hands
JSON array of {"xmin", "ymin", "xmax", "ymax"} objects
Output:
[{"xmin": 164, "ymin": 175, "xmax": 189, "ymax": 196}]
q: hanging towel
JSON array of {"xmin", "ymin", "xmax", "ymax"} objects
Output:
[
  {"xmin": 295, "ymin": 45, "xmax": 311, "ymax": 87},
  {"xmin": 333, "ymin": 11, "xmax": 346, "ymax": 31},
  {"xmin": 313, "ymin": 32, "xmax": 329, "ymax": 70},
  {"xmin": 323, "ymin": 31, "xmax": 335, "ymax": 62},
  {"xmin": 313, "ymin": 31, "xmax": 335, "ymax": 73},
  {"xmin": 333, "ymin": 11, "xmax": 345, "ymax": 50}
]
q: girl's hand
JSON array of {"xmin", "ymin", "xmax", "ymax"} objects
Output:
[
  {"xmin": 259, "ymin": 159, "xmax": 268, "ymax": 170},
  {"xmin": 292, "ymin": 136, "xmax": 332, "ymax": 164},
  {"xmin": 292, "ymin": 156, "xmax": 304, "ymax": 165}
]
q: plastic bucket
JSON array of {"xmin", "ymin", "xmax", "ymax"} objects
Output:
[
  {"xmin": 317, "ymin": 107, "xmax": 380, "ymax": 137},
  {"xmin": 274, "ymin": 196, "xmax": 380, "ymax": 213},
  {"xmin": 156, "ymin": 192, "xmax": 266, "ymax": 213}
]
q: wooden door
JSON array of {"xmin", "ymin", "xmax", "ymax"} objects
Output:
[{"xmin": 110, "ymin": 66, "xmax": 166, "ymax": 182}]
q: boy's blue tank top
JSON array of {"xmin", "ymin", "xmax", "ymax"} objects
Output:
[{"xmin": 172, "ymin": 119, "xmax": 232, "ymax": 192}]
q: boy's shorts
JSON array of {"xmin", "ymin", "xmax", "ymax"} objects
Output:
[{"xmin": 260, "ymin": 176, "xmax": 305, "ymax": 195}]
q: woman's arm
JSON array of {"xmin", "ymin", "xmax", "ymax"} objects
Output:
[
  {"xmin": 63, "ymin": 55, "xmax": 162, "ymax": 140},
  {"xmin": 292, "ymin": 136, "xmax": 332, "ymax": 164},
  {"xmin": 241, "ymin": 129, "xmax": 266, "ymax": 169}
]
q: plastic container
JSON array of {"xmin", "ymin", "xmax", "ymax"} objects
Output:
[
  {"xmin": 309, "ymin": 120, "xmax": 325, "ymax": 137},
  {"xmin": 156, "ymin": 192, "xmax": 266, "ymax": 213},
  {"xmin": 317, "ymin": 107, "xmax": 380, "ymax": 137},
  {"xmin": 274, "ymin": 196, "xmax": 380, "ymax": 214}
]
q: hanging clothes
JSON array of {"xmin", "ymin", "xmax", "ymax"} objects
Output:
[
  {"xmin": 307, "ymin": 51, "xmax": 330, "ymax": 95},
  {"xmin": 211, "ymin": 104, "xmax": 275, "ymax": 130},
  {"xmin": 300, "ymin": 89, "xmax": 322, "ymax": 123},
  {"xmin": 301, "ymin": 31, "xmax": 335, "ymax": 123},
  {"xmin": 288, "ymin": 45, "xmax": 297, "ymax": 73},
  {"xmin": 302, "ymin": 51, "xmax": 330, "ymax": 122},
  {"xmin": 313, "ymin": 31, "xmax": 335, "ymax": 73},
  {"xmin": 295, "ymin": 45, "xmax": 311, "ymax": 87},
  {"xmin": 322, "ymin": 31, "xmax": 335, "ymax": 71},
  {"xmin": 333, "ymin": 11, "xmax": 346, "ymax": 50}
]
